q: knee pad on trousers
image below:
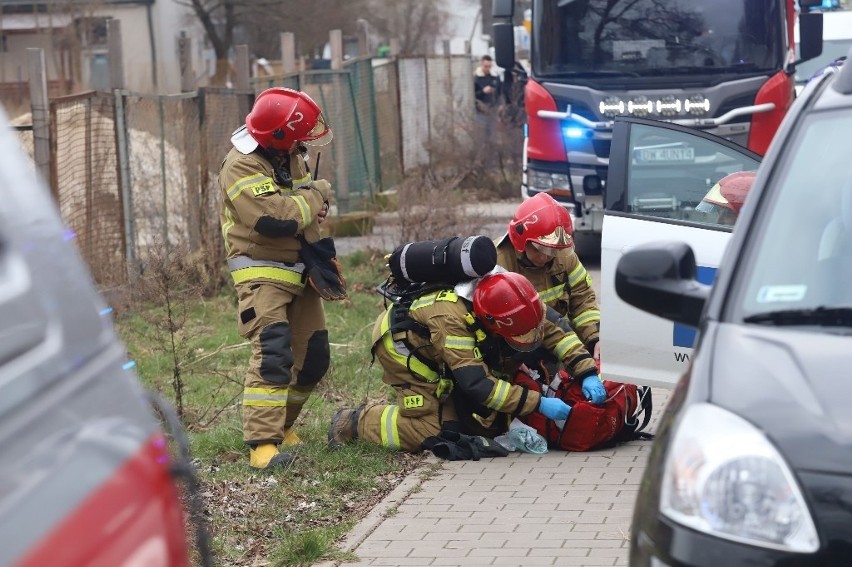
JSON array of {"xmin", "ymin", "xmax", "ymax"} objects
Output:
[
  {"xmin": 297, "ymin": 329, "xmax": 330, "ymax": 386},
  {"xmin": 259, "ymin": 322, "xmax": 294, "ymax": 385}
]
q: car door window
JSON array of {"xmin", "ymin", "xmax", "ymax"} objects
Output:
[
  {"xmin": 625, "ymin": 123, "xmax": 761, "ymax": 227},
  {"xmin": 738, "ymin": 109, "xmax": 852, "ymax": 316}
]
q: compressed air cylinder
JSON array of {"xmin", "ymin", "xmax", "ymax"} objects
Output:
[{"xmin": 388, "ymin": 235, "xmax": 497, "ymax": 285}]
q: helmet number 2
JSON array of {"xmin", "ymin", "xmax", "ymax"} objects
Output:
[{"xmin": 287, "ymin": 111, "xmax": 304, "ymax": 131}]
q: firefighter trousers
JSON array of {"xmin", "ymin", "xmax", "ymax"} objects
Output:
[
  {"xmin": 236, "ymin": 280, "xmax": 329, "ymax": 445},
  {"xmin": 357, "ymin": 344, "xmax": 459, "ymax": 452}
]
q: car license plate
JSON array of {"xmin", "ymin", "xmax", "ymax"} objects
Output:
[{"xmin": 636, "ymin": 146, "xmax": 695, "ymax": 162}]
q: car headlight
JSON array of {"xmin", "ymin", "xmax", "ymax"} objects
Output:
[{"xmin": 660, "ymin": 403, "xmax": 819, "ymax": 553}]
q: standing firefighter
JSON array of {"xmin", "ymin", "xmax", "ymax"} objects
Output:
[
  {"xmin": 219, "ymin": 87, "xmax": 346, "ymax": 470},
  {"xmin": 496, "ymin": 193, "xmax": 602, "ymax": 363},
  {"xmin": 328, "ymin": 271, "xmax": 603, "ymax": 453}
]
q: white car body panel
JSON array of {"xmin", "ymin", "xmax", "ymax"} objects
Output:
[
  {"xmin": 601, "ymin": 215, "xmax": 731, "ymax": 388},
  {"xmin": 599, "ymin": 116, "xmax": 762, "ymax": 390}
]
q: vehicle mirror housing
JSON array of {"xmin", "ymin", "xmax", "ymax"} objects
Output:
[
  {"xmin": 796, "ymin": 13, "xmax": 824, "ymax": 64},
  {"xmin": 615, "ymin": 241, "xmax": 710, "ymax": 328},
  {"xmin": 493, "ymin": 22, "xmax": 516, "ymax": 70}
]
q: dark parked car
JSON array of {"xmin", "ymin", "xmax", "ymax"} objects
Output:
[{"xmin": 617, "ymin": 55, "xmax": 852, "ymax": 564}]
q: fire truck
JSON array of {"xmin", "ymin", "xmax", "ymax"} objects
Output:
[{"xmin": 493, "ymin": 0, "xmax": 824, "ymax": 248}]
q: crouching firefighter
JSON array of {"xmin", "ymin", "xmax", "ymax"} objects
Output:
[
  {"xmin": 219, "ymin": 87, "xmax": 346, "ymax": 470},
  {"xmin": 328, "ymin": 270, "xmax": 602, "ymax": 453},
  {"xmin": 496, "ymin": 192, "xmax": 602, "ymax": 365}
]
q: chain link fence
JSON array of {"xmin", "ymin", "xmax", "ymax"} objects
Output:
[
  {"xmin": 50, "ymin": 92, "xmax": 125, "ymax": 287},
  {"xmin": 41, "ymin": 55, "xmax": 477, "ymax": 289}
]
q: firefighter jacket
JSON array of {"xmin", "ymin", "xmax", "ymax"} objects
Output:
[
  {"xmin": 495, "ymin": 235, "xmax": 601, "ymax": 349},
  {"xmin": 219, "ymin": 147, "xmax": 328, "ymax": 289},
  {"xmin": 371, "ymin": 288, "xmax": 598, "ymax": 419}
]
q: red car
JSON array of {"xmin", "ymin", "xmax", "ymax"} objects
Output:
[{"xmin": 0, "ymin": 108, "xmax": 209, "ymax": 567}]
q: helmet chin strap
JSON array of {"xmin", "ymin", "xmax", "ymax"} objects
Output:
[
  {"xmin": 518, "ymin": 251, "xmax": 550, "ymax": 269},
  {"xmin": 258, "ymin": 148, "xmax": 293, "ymax": 188},
  {"xmin": 257, "ymin": 145, "xmax": 309, "ymax": 189}
]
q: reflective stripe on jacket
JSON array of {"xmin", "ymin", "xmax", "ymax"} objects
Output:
[
  {"xmin": 227, "ymin": 255, "xmax": 306, "ymax": 287},
  {"xmin": 495, "ymin": 235, "xmax": 600, "ymax": 348},
  {"xmin": 219, "ymin": 147, "xmax": 325, "ymax": 267},
  {"xmin": 371, "ymin": 288, "xmax": 542, "ymax": 417}
]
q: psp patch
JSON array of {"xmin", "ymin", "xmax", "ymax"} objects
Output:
[
  {"xmin": 248, "ymin": 180, "xmax": 278, "ymax": 197},
  {"xmin": 403, "ymin": 395, "xmax": 424, "ymax": 409}
]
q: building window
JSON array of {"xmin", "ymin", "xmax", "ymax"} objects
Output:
[{"xmin": 77, "ymin": 17, "xmax": 109, "ymax": 49}]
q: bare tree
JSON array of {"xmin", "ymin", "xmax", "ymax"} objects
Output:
[
  {"xmin": 368, "ymin": 0, "xmax": 451, "ymax": 55},
  {"xmin": 244, "ymin": 0, "xmax": 372, "ymax": 60},
  {"xmin": 177, "ymin": 0, "xmax": 285, "ymax": 85}
]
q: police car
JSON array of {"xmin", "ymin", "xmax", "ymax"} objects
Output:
[{"xmin": 599, "ymin": 117, "xmax": 761, "ymax": 388}]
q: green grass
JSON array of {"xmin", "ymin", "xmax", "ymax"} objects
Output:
[{"xmin": 114, "ymin": 249, "xmax": 427, "ymax": 566}]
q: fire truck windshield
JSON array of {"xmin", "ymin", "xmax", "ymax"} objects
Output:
[{"xmin": 533, "ymin": 0, "xmax": 784, "ymax": 83}]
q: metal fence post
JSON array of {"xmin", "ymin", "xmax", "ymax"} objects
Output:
[
  {"xmin": 158, "ymin": 97, "xmax": 169, "ymax": 251},
  {"xmin": 280, "ymin": 32, "xmax": 296, "ymax": 75},
  {"xmin": 330, "ymin": 30, "xmax": 343, "ymax": 70},
  {"xmin": 27, "ymin": 48, "xmax": 50, "ymax": 185},
  {"xmin": 107, "ymin": 19, "xmax": 125, "ymax": 90},
  {"xmin": 235, "ymin": 45, "xmax": 250, "ymax": 90},
  {"xmin": 179, "ymin": 34, "xmax": 194, "ymax": 92},
  {"xmin": 114, "ymin": 90, "xmax": 136, "ymax": 276}
]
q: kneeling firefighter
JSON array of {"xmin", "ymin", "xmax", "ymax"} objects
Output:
[
  {"xmin": 328, "ymin": 237, "xmax": 602, "ymax": 453},
  {"xmin": 219, "ymin": 87, "xmax": 346, "ymax": 470}
]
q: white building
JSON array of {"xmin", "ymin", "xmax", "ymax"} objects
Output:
[{"xmin": 0, "ymin": 0, "xmax": 213, "ymax": 99}]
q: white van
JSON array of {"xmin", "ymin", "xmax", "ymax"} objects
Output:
[{"xmin": 795, "ymin": 9, "xmax": 852, "ymax": 92}]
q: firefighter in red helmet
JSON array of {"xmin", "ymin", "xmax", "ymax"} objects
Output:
[
  {"xmin": 496, "ymin": 193, "xmax": 602, "ymax": 366},
  {"xmin": 696, "ymin": 171, "xmax": 757, "ymax": 226},
  {"xmin": 219, "ymin": 87, "xmax": 345, "ymax": 470},
  {"xmin": 328, "ymin": 271, "xmax": 600, "ymax": 453}
]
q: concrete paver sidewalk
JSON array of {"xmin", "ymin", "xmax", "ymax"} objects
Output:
[{"xmin": 321, "ymin": 390, "xmax": 670, "ymax": 567}]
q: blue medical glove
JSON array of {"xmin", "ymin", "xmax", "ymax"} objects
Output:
[
  {"xmin": 582, "ymin": 375, "xmax": 607, "ymax": 404},
  {"xmin": 538, "ymin": 397, "xmax": 571, "ymax": 421}
]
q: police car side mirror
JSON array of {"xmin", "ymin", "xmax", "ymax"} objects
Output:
[{"xmin": 615, "ymin": 241, "xmax": 710, "ymax": 328}]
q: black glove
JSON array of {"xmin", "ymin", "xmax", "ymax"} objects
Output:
[
  {"xmin": 299, "ymin": 236, "xmax": 347, "ymax": 301},
  {"xmin": 421, "ymin": 430, "xmax": 509, "ymax": 461}
]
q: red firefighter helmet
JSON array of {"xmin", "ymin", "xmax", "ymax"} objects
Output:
[
  {"xmin": 231, "ymin": 87, "xmax": 333, "ymax": 154},
  {"xmin": 473, "ymin": 272, "xmax": 545, "ymax": 352},
  {"xmin": 696, "ymin": 171, "xmax": 756, "ymax": 218},
  {"xmin": 507, "ymin": 192, "xmax": 574, "ymax": 253}
]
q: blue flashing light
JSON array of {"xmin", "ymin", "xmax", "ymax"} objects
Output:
[{"xmin": 563, "ymin": 126, "xmax": 585, "ymax": 139}]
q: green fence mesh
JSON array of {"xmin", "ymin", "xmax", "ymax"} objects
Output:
[{"xmin": 43, "ymin": 56, "xmax": 476, "ymax": 287}]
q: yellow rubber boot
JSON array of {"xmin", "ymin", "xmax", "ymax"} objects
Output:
[
  {"xmin": 249, "ymin": 443, "xmax": 295, "ymax": 469},
  {"xmin": 281, "ymin": 427, "xmax": 302, "ymax": 447}
]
